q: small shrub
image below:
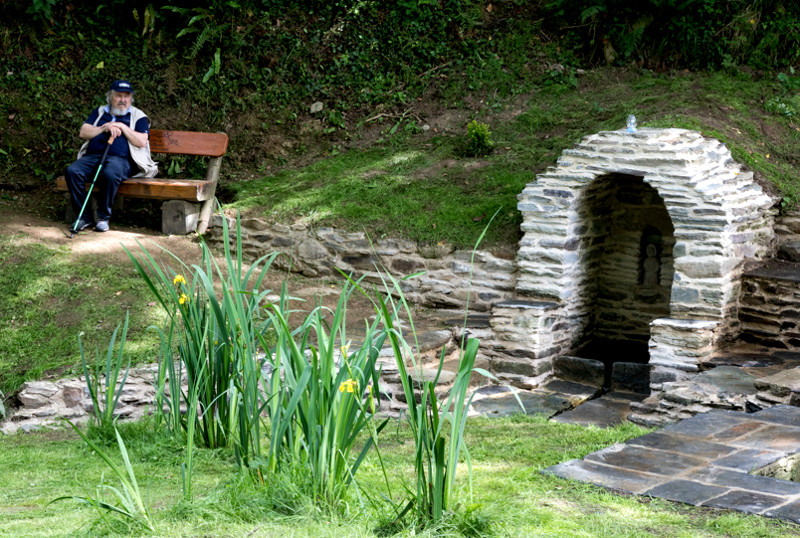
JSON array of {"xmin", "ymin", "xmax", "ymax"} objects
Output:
[
  {"xmin": 461, "ymin": 120, "xmax": 495, "ymax": 157},
  {"xmin": 765, "ymin": 96, "xmax": 800, "ymax": 118}
]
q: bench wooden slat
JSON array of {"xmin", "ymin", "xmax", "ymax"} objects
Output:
[
  {"xmin": 149, "ymin": 130, "xmax": 228, "ymax": 157},
  {"xmin": 55, "ymin": 176, "xmax": 216, "ymax": 202}
]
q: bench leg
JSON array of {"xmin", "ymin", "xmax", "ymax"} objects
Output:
[
  {"xmin": 64, "ymin": 194, "xmax": 98, "ymax": 225},
  {"xmin": 162, "ymin": 200, "xmax": 201, "ymax": 235},
  {"xmin": 196, "ymin": 197, "xmax": 216, "ymax": 235}
]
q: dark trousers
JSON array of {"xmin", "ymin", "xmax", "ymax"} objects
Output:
[{"xmin": 65, "ymin": 155, "xmax": 131, "ymax": 221}]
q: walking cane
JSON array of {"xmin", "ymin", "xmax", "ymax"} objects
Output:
[{"xmin": 69, "ymin": 137, "xmax": 114, "ymax": 238}]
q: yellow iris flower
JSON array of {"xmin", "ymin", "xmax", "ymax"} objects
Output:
[
  {"xmin": 179, "ymin": 293, "xmax": 189, "ymax": 305},
  {"xmin": 173, "ymin": 274, "xmax": 187, "ymax": 286},
  {"xmin": 339, "ymin": 379, "xmax": 358, "ymax": 393}
]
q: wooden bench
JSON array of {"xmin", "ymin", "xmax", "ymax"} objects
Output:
[{"xmin": 56, "ymin": 129, "xmax": 229, "ymax": 234}]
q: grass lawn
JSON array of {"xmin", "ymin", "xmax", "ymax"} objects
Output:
[{"xmin": 0, "ymin": 415, "xmax": 796, "ymax": 537}]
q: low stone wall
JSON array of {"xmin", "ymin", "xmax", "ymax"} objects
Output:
[
  {"xmin": 776, "ymin": 211, "xmax": 800, "ymax": 263},
  {"xmin": 1, "ymin": 366, "xmax": 158, "ymax": 434},
  {"xmin": 739, "ymin": 261, "xmax": 800, "ymax": 349},
  {"xmin": 0, "ymin": 329, "xmax": 477, "ymax": 433},
  {"xmin": 204, "ymin": 216, "xmax": 518, "ymax": 313}
]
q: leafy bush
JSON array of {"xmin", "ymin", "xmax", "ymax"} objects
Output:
[
  {"xmin": 766, "ymin": 69, "xmax": 800, "ymax": 118},
  {"xmin": 765, "ymin": 96, "xmax": 800, "ymax": 118},
  {"xmin": 545, "ymin": 0, "xmax": 800, "ymax": 69},
  {"xmin": 461, "ymin": 120, "xmax": 495, "ymax": 157}
]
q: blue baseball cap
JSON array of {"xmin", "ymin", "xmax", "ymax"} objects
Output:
[{"xmin": 110, "ymin": 80, "xmax": 134, "ymax": 93}]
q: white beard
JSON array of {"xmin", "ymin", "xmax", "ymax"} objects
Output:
[{"xmin": 111, "ymin": 106, "xmax": 128, "ymax": 116}]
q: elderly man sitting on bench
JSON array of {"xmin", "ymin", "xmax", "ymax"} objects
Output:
[{"xmin": 65, "ymin": 79, "xmax": 157, "ymax": 232}]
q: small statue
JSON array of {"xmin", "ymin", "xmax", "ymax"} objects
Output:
[
  {"xmin": 626, "ymin": 114, "xmax": 637, "ymax": 133},
  {"xmin": 642, "ymin": 243, "xmax": 660, "ymax": 288}
]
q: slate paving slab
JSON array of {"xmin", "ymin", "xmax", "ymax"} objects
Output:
[
  {"xmin": 553, "ymin": 391, "xmax": 646, "ymax": 428},
  {"xmin": 750, "ymin": 404, "xmax": 800, "ymax": 428},
  {"xmin": 585, "ymin": 444, "xmax": 708, "ymax": 475},
  {"xmin": 730, "ymin": 423, "xmax": 800, "ymax": 452},
  {"xmin": 542, "ymin": 459, "xmax": 666, "ymax": 495},
  {"xmin": 660, "ymin": 409, "xmax": 751, "ymax": 437},
  {"xmin": 469, "ymin": 380, "xmax": 600, "ymax": 418},
  {"xmin": 470, "ymin": 390, "xmax": 570, "ymax": 417},
  {"xmin": 765, "ymin": 501, "xmax": 800, "ymax": 524},
  {"xmin": 702, "ymin": 490, "xmax": 786, "ymax": 515},
  {"xmin": 643, "ymin": 479, "xmax": 729, "ymax": 506},
  {"xmin": 627, "ymin": 431, "xmax": 735, "ymax": 460},
  {"xmin": 696, "ymin": 467, "xmax": 800, "ymax": 496},
  {"xmin": 706, "ymin": 420, "xmax": 766, "ymax": 443},
  {"xmin": 545, "ymin": 405, "xmax": 800, "ymax": 524},
  {"xmin": 711, "ymin": 448, "xmax": 786, "ymax": 472},
  {"xmin": 551, "ymin": 396, "xmax": 634, "ymax": 428}
]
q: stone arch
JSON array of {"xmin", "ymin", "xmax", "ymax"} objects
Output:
[
  {"xmin": 567, "ymin": 173, "xmax": 675, "ymax": 363},
  {"xmin": 513, "ymin": 128, "xmax": 776, "ymax": 367}
]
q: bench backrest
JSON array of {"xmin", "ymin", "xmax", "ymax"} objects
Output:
[{"xmin": 150, "ymin": 130, "xmax": 229, "ymax": 157}]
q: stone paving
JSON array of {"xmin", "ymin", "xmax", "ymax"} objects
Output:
[{"xmin": 545, "ymin": 405, "xmax": 800, "ymax": 524}]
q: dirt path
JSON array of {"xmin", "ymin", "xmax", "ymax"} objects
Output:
[{"xmin": 0, "ymin": 207, "xmax": 449, "ymax": 340}]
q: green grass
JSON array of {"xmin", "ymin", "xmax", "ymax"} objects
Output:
[
  {"xmin": 228, "ymin": 69, "xmax": 800, "ymax": 249},
  {"xmin": 0, "ymin": 234, "xmax": 164, "ymax": 397},
  {"xmin": 0, "ymin": 415, "xmax": 796, "ymax": 537}
]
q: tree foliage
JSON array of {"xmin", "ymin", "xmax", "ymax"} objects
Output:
[
  {"xmin": 0, "ymin": 0, "xmax": 797, "ymax": 184},
  {"xmin": 546, "ymin": 0, "xmax": 800, "ymax": 69}
]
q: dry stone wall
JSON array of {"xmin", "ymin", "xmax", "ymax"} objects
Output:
[
  {"xmin": 737, "ymin": 211, "xmax": 800, "ymax": 350},
  {"xmin": 204, "ymin": 216, "xmax": 517, "ymax": 313},
  {"xmin": 739, "ymin": 263, "xmax": 800, "ymax": 349},
  {"xmin": 1, "ymin": 366, "xmax": 158, "ymax": 434}
]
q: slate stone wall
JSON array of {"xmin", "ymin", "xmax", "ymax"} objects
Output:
[
  {"xmin": 737, "ymin": 211, "xmax": 800, "ymax": 349},
  {"xmin": 739, "ymin": 264, "xmax": 800, "ymax": 349},
  {"xmin": 204, "ymin": 217, "xmax": 518, "ymax": 313}
]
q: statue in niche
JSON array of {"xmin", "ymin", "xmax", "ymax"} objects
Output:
[{"xmin": 642, "ymin": 243, "xmax": 660, "ymax": 288}]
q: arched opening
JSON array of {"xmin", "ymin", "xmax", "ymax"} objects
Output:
[{"xmin": 572, "ymin": 173, "xmax": 675, "ymax": 371}]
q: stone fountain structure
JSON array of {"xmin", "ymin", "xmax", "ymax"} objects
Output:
[{"xmin": 485, "ymin": 127, "xmax": 800, "ymax": 425}]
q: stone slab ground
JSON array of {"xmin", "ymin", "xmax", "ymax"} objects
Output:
[{"xmin": 545, "ymin": 405, "xmax": 800, "ymax": 524}]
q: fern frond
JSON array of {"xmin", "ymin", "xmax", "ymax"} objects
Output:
[{"xmin": 581, "ymin": 5, "xmax": 605, "ymax": 23}]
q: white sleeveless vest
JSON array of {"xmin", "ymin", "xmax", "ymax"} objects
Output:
[{"xmin": 76, "ymin": 105, "xmax": 158, "ymax": 178}]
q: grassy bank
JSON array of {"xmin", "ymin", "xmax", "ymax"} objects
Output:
[
  {"xmin": 1, "ymin": 415, "xmax": 795, "ymax": 537},
  {"xmin": 228, "ymin": 68, "xmax": 800, "ymax": 248}
]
